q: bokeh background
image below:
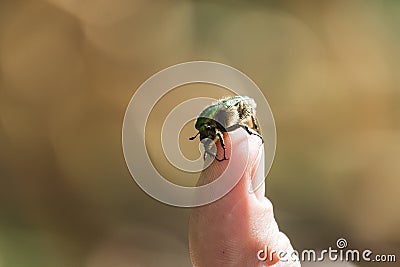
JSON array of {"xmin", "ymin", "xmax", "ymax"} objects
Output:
[{"xmin": 0, "ymin": 0, "xmax": 399, "ymax": 266}]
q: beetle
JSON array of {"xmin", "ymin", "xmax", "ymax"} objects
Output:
[{"xmin": 189, "ymin": 96, "xmax": 263, "ymax": 161}]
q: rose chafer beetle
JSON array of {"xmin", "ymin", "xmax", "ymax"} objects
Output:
[{"xmin": 189, "ymin": 96, "xmax": 263, "ymax": 161}]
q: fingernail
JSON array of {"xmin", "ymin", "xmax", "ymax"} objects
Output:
[{"xmin": 248, "ymin": 144, "xmax": 265, "ymax": 198}]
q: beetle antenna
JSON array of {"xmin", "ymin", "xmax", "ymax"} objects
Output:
[{"xmin": 189, "ymin": 132, "xmax": 200, "ymax": 140}]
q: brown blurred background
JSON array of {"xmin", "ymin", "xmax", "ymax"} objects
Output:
[{"xmin": 0, "ymin": 0, "xmax": 399, "ymax": 266}]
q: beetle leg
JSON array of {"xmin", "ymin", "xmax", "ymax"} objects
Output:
[
  {"xmin": 203, "ymin": 148, "xmax": 216, "ymax": 160},
  {"xmin": 202, "ymin": 132, "xmax": 229, "ymax": 162},
  {"xmin": 203, "ymin": 144, "xmax": 227, "ymax": 162},
  {"xmin": 189, "ymin": 132, "xmax": 200, "ymax": 140},
  {"xmin": 216, "ymin": 131, "xmax": 228, "ymax": 161},
  {"xmin": 226, "ymin": 124, "xmax": 264, "ymax": 143}
]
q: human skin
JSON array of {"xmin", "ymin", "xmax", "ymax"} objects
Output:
[{"xmin": 188, "ymin": 129, "xmax": 301, "ymax": 267}]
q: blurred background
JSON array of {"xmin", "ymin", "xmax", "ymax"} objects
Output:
[{"xmin": 0, "ymin": 0, "xmax": 399, "ymax": 266}]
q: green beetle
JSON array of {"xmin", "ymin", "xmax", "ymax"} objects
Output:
[{"xmin": 189, "ymin": 96, "xmax": 263, "ymax": 161}]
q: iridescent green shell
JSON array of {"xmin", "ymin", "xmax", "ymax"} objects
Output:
[
  {"xmin": 195, "ymin": 96, "xmax": 259, "ymax": 133},
  {"xmin": 190, "ymin": 96, "xmax": 262, "ymax": 161}
]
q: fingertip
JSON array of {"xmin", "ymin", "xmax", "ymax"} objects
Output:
[
  {"xmin": 199, "ymin": 128, "xmax": 259, "ymax": 183},
  {"xmin": 197, "ymin": 128, "xmax": 265, "ymax": 201}
]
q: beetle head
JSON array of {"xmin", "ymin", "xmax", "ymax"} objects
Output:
[{"xmin": 196, "ymin": 118, "xmax": 218, "ymax": 141}]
